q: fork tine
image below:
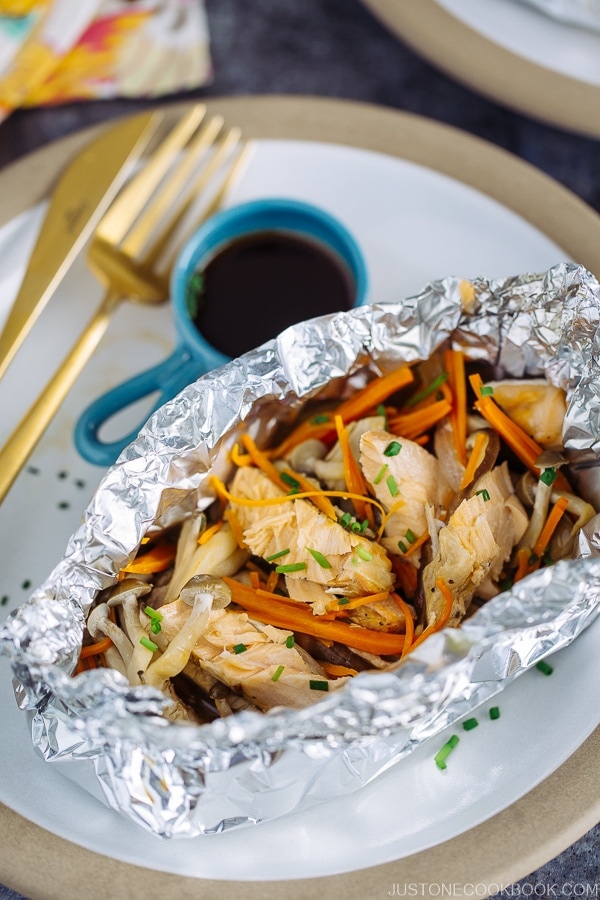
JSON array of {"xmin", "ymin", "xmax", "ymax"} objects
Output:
[
  {"xmin": 149, "ymin": 129, "xmax": 249, "ymax": 271},
  {"xmin": 96, "ymin": 104, "xmax": 207, "ymax": 246},
  {"xmin": 120, "ymin": 114, "xmax": 226, "ymax": 258}
]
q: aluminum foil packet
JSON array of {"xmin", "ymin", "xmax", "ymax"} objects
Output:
[
  {"xmin": 1, "ymin": 261, "xmax": 600, "ymax": 838},
  {"xmin": 515, "ymin": 0, "xmax": 600, "ymax": 31}
]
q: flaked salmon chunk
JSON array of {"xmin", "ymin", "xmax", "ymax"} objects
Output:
[
  {"xmin": 230, "ymin": 466, "xmax": 394, "ymax": 597},
  {"xmin": 359, "ymin": 430, "xmax": 452, "ymax": 562},
  {"xmin": 157, "ymin": 600, "xmax": 338, "ymax": 711},
  {"xmin": 422, "ymin": 463, "xmax": 527, "ymax": 627}
]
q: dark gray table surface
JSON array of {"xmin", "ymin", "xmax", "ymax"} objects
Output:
[{"xmin": 0, "ymin": 1, "xmax": 598, "ymax": 897}]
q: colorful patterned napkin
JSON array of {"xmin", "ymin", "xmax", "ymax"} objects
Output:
[{"xmin": 0, "ymin": 0, "xmax": 212, "ymax": 122}]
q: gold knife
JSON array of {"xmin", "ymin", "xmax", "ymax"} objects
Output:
[{"xmin": 0, "ymin": 110, "xmax": 163, "ymax": 381}]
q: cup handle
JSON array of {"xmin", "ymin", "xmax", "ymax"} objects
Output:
[{"xmin": 74, "ymin": 346, "xmax": 204, "ymax": 466}]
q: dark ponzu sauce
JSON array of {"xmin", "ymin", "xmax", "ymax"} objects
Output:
[{"xmin": 187, "ymin": 230, "xmax": 356, "ymax": 358}]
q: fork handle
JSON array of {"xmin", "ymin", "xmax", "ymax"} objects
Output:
[{"xmin": 0, "ymin": 288, "xmax": 121, "ymax": 505}]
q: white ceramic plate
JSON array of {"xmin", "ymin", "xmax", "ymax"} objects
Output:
[
  {"xmin": 0, "ymin": 98, "xmax": 599, "ymax": 893},
  {"xmin": 436, "ymin": 0, "xmax": 600, "ymax": 87},
  {"xmin": 361, "ymin": 0, "xmax": 600, "ymax": 137}
]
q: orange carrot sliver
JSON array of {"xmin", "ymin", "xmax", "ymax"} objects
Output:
[
  {"xmin": 79, "ymin": 636, "xmax": 113, "ymax": 659},
  {"xmin": 391, "ymin": 591, "xmax": 415, "ymax": 657},
  {"xmin": 387, "ymin": 398, "xmax": 452, "ymax": 440},
  {"xmin": 533, "ymin": 495, "xmax": 569, "ymax": 558},
  {"xmin": 444, "ymin": 348, "xmax": 467, "ymax": 465},
  {"xmin": 224, "ymin": 577, "xmax": 405, "ymax": 655},
  {"xmin": 335, "ymin": 364, "xmax": 414, "ymax": 423},
  {"xmin": 334, "ymin": 415, "xmax": 375, "ymax": 528},
  {"xmin": 459, "ymin": 430, "xmax": 488, "ymax": 491},
  {"xmin": 198, "ymin": 520, "xmax": 224, "ymax": 545},
  {"xmin": 120, "ymin": 541, "xmax": 176, "ymax": 575}
]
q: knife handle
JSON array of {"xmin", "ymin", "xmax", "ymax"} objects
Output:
[{"xmin": 0, "ymin": 288, "xmax": 121, "ymax": 504}]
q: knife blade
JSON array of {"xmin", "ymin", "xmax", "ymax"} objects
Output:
[{"xmin": 0, "ymin": 110, "xmax": 163, "ymax": 381}]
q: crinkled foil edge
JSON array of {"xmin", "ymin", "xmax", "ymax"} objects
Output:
[{"xmin": 1, "ymin": 262, "xmax": 600, "ymax": 837}]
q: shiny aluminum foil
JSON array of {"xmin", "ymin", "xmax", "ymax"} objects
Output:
[
  {"xmin": 1, "ymin": 261, "xmax": 600, "ymax": 838},
  {"xmin": 515, "ymin": 0, "xmax": 600, "ymax": 31}
]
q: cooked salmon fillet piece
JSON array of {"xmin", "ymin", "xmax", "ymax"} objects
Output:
[{"xmin": 229, "ymin": 466, "xmax": 394, "ymax": 597}]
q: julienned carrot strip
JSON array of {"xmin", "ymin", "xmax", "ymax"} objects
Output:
[
  {"xmin": 281, "ymin": 467, "xmax": 338, "ymax": 520},
  {"xmin": 225, "ymin": 508, "xmax": 245, "ymax": 547},
  {"xmin": 334, "ymin": 364, "xmax": 414, "ymax": 422},
  {"xmin": 402, "ymin": 530, "xmax": 430, "ymax": 557},
  {"xmin": 444, "ymin": 348, "xmax": 467, "ymax": 465},
  {"xmin": 321, "ymin": 663, "xmax": 358, "ymax": 678},
  {"xmin": 120, "ymin": 541, "xmax": 176, "ymax": 574},
  {"xmin": 230, "ymin": 443, "xmax": 253, "ymax": 466},
  {"xmin": 391, "ymin": 591, "xmax": 415, "ymax": 657},
  {"xmin": 198, "ymin": 520, "xmax": 224, "ymax": 545},
  {"xmin": 79, "ymin": 636, "xmax": 113, "ymax": 659},
  {"xmin": 334, "ymin": 415, "xmax": 375, "ymax": 528},
  {"xmin": 211, "ymin": 475, "xmax": 386, "ymax": 517},
  {"xmin": 267, "ymin": 419, "xmax": 335, "ymax": 460},
  {"xmin": 469, "ymin": 374, "xmax": 570, "ymax": 492},
  {"xmin": 513, "ymin": 547, "xmax": 532, "ymax": 583},
  {"xmin": 224, "ymin": 577, "xmax": 406, "ymax": 655},
  {"xmin": 241, "ymin": 433, "xmax": 285, "ymax": 486},
  {"xmin": 269, "ymin": 366, "xmax": 414, "ymax": 458},
  {"xmin": 387, "ymin": 398, "xmax": 452, "ymax": 440},
  {"xmin": 265, "ymin": 569, "xmax": 279, "ymax": 593},
  {"xmin": 333, "ymin": 590, "xmax": 391, "ymax": 611},
  {"xmin": 459, "ymin": 430, "xmax": 488, "ymax": 491},
  {"xmin": 532, "ymin": 496, "xmax": 569, "ymax": 558}
]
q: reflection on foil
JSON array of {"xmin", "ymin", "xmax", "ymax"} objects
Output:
[{"xmin": 1, "ymin": 262, "xmax": 600, "ymax": 837}]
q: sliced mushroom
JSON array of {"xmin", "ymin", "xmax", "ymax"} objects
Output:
[
  {"xmin": 107, "ymin": 579, "xmax": 152, "ymax": 685},
  {"xmin": 144, "ymin": 575, "xmax": 231, "ymax": 689},
  {"xmin": 87, "ymin": 602, "xmax": 133, "ymax": 670}
]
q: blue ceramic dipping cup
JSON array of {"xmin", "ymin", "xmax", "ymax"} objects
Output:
[{"xmin": 74, "ymin": 197, "xmax": 368, "ymax": 466}]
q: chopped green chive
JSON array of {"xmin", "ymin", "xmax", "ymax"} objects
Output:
[
  {"xmin": 360, "ymin": 519, "xmax": 370, "ymax": 533},
  {"xmin": 355, "ymin": 546, "xmax": 373, "ymax": 562},
  {"xmin": 540, "ymin": 467, "xmax": 558, "ymax": 486},
  {"xmin": 272, "ymin": 665, "xmax": 285, "ymax": 682},
  {"xmin": 398, "ymin": 540, "xmax": 408, "ymax": 554},
  {"xmin": 281, "ymin": 472, "xmax": 301, "ymax": 490},
  {"xmin": 285, "ymin": 635, "xmax": 295, "ymax": 648},
  {"xmin": 340, "ymin": 512, "xmax": 352, "ymax": 527},
  {"xmin": 337, "ymin": 597, "xmax": 350, "ymax": 606},
  {"xmin": 150, "ymin": 620, "xmax": 162, "ymax": 634},
  {"xmin": 376, "ymin": 404, "xmax": 388, "ymax": 425},
  {"xmin": 405, "ymin": 529, "xmax": 416, "ymax": 544},
  {"xmin": 309, "ymin": 679, "xmax": 329, "ymax": 692},
  {"xmin": 307, "ymin": 547, "xmax": 332, "ymax": 568},
  {"xmin": 386, "ymin": 474, "xmax": 399, "ymax": 497},
  {"xmin": 476, "ymin": 488, "xmax": 491, "ymax": 502},
  {"xmin": 480, "ymin": 385, "xmax": 494, "ymax": 396},
  {"xmin": 1, "ymin": 595, "xmax": 8, "ymax": 606},
  {"xmin": 463, "ymin": 718, "xmax": 479, "ymax": 731},
  {"xmin": 434, "ymin": 734, "xmax": 459, "ymax": 769},
  {"xmin": 499, "ymin": 578, "xmax": 514, "ymax": 592},
  {"xmin": 275, "ymin": 562, "xmax": 308, "ymax": 573},
  {"xmin": 310, "ymin": 414, "xmax": 330, "ymax": 424},
  {"xmin": 266, "ymin": 548, "xmax": 291, "ymax": 562},
  {"xmin": 373, "ymin": 463, "xmax": 389, "ymax": 485},
  {"xmin": 536, "ymin": 660, "xmax": 554, "ymax": 676},
  {"xmin": 351, "ymin": 521, "xmax": 363, "ymax": 533},
  {"xmin": 489, "ymin": 706, "xmax": 500, "ymax": 720},
  {"xmin": 407, "ymin": 372, "xmax": 449, "ymax": 407},
  {"xmin": 140, "ymin": 636, "xmax": 158, "ymax": 653},
  {"xmin": 58, "ymin": 501, "xmax": 70, "ymax": 509},
  {"xmin": 21, "ymin": 580, "xmax": 31, "ymax": 590},
  {"xmin": 233, "ymin": 643, "xmax": 247, "ymax": 654},
  {"xmin": 144, "ymin": 606, "xmax": 163, "ymax": 621},
  {"xmin": 384, "ymin": 440, "xmax": 402, "ymax": 457}
]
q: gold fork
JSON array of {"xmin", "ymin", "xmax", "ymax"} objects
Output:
[{"xmin": 0, "ymin": 104, "xmax": 249, "ymax": 504}]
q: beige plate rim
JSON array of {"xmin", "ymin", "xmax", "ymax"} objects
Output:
[
  {"xmin": 360, "ymin": 0, "xmax": 600, "ymax": 139},
  {"xmin": 0, "ymin": 95, "xmax": 598, "ymax": 900}
]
